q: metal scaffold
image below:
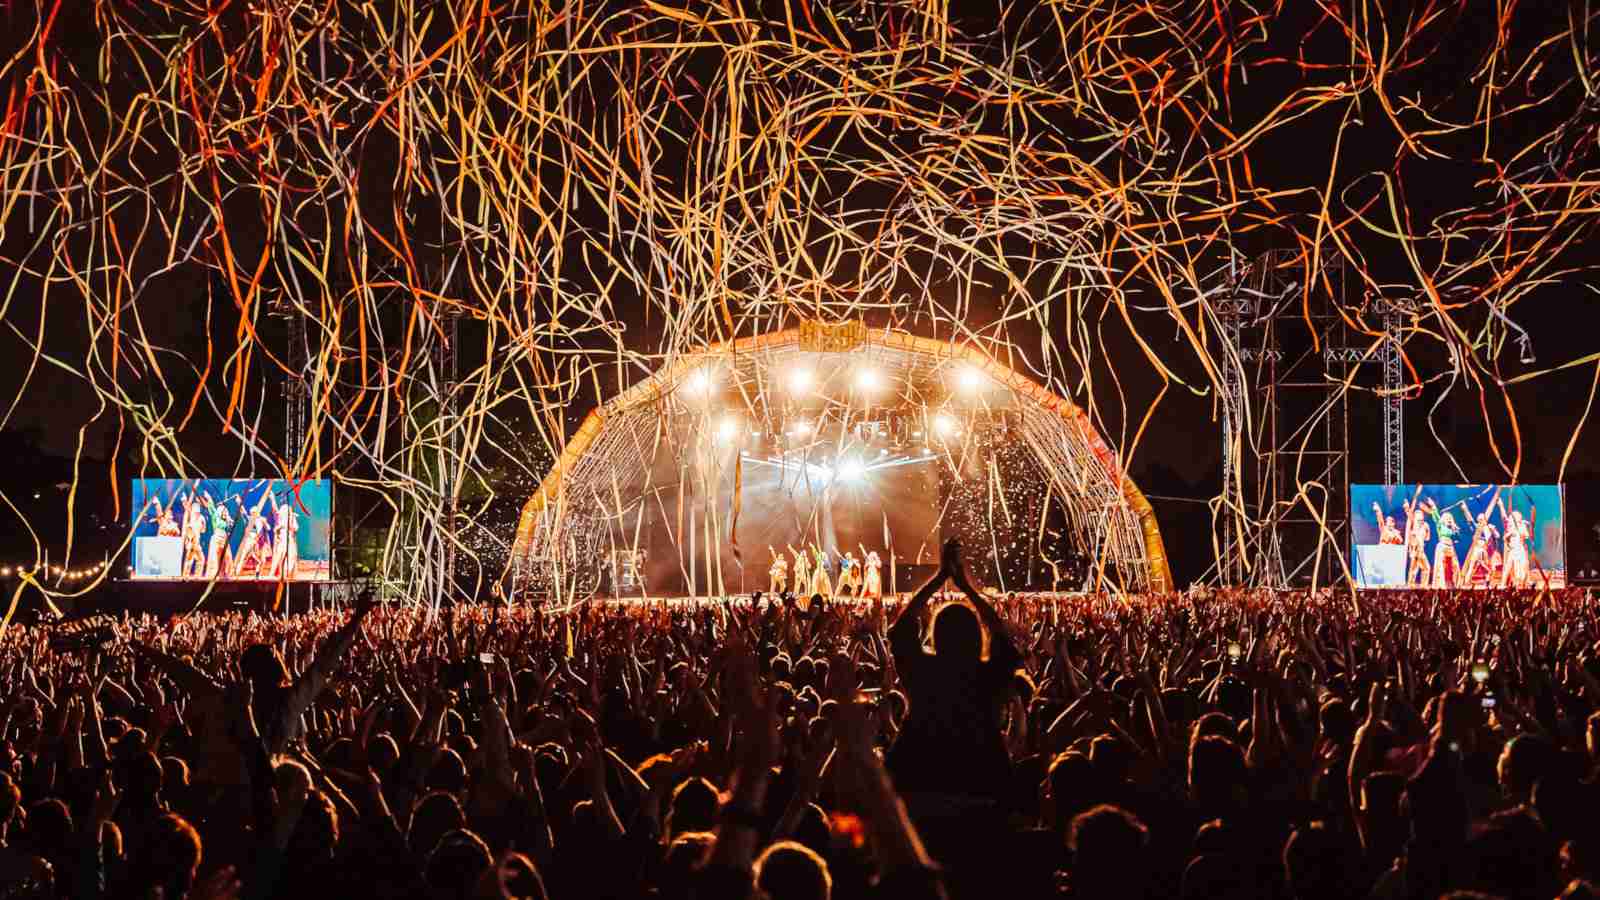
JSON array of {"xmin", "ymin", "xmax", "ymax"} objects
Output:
[{"xmin": 1215, "ymin": 250, "xmax": 1356, "ymax": 588}]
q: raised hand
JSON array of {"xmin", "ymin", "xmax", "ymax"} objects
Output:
[{"xmin": 940, "ymin": 537, "xmax": 962, "ymax": 577}]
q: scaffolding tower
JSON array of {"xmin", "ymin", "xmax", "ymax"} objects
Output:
[
  {"xmin": 1383, "ymin": 303, "xmax": 1405, "ymax": 486},
  {"xmin": 1218, "ymin": 249, "xmax": 1355, "ymax": 588}
]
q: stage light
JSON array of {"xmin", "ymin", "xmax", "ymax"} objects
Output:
[
  {"xmin": 716, "ymin": 418, "xmax": 740, "ymax": 443},
  {"xmin": 789, "ymin": 419, "xmax": 813, "ymax": 436},
  {"xmin": 855, "ymin": 367, "xmax": 882, "ymax": 391},
  {"xmin": 814, "ymin": 465, "xmax": 834, "ymax": 481},
  {"xmin": 685, "ymin": 368, "xmax": 713, "ymax": 395},
  {"xmin": 956, "ymin": 365, "xmax": 985, "ymax": 392},
  {"xmin": 838, "ymin": 459, "xmax": 866, "ymax": 481},
  {"xmin": 933, "ymin": 412, "xmax": 959, "ymax": 437},
  {"xmin": 879, "ymin": 448, "xmax": 888, "ymax": 457},
  {"xmin": 788, "ymin": 368, "xmax": 813, "ymax": 393},
  {"xmin": 923, "ymin": 446, "xmax": 933, "ymax": 456}
]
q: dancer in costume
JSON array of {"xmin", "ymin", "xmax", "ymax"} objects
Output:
[
  {"xmin": 269, "ymin": 497, "xmax": 300, "ymax": 579},
  {"xmin": 201, "ymin": 491, "xmax": 234, "ymax": 579},
  {"xmin": 1373, "ymin": 502, "xmax": 1404, "ymax": 545},
  {"xmin": 1498, "ymin": 499, "xmax": 1535, "ymax": 588},
  {"xmin": 1486, "ymin": 525, "xmax": 1504, "ymax": 587},
  {"xmin": 231, "ymin": 489, "xmax": 275, "ymax": 577},
  {"xmin": 149, "ymin": 494, "xmax": 182, "ymax": 537},
  {"xmin": 1425, "ymin": 499, "xmax": 1460, "ymax": 589},
  {"xmin": 838, "ymin": 551, "xmax": 861, "ymax": 595},
  {"xmin": 1402, "ymin": 489, "xmax": 1431, "ymax": 587},
  {"xmin": 768, "ymin": 548, "xmax": 788, "ymax": 594},
  {"xmin": 179, "ymin": 489, "xmax": 208, "ymax": 578},
  {"xmin": 790, "ymin": 545, "xmax": 810, "ymax": 596},
  {"xmin": 862, "ymin": 549, "xmax": 883, "ymax": 599},
  {"xmin": 1457, "ymin": 489, "xmax": 1502, "ymax": 588},
  {"xmin": 810, "ymin": 545, "xmax": 833, "ymax": 598}
]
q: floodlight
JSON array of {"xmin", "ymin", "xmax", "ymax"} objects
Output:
[
  {"xmin": 933, "ymin": 413, "xmax": 959, "ymax": 437},
  {"xmin": 685, "ymin": 368, "xmax": 713, "ymax": 395},
  {"xmin": 838, "ymin": 459, "xmax": 866, "ymax": 481},
  {"xmin": 789, "ymin": 419, "xmax": 813, "ymax": 436},
  {"xmin": 717, "ymin": 418, "xmax": 740, "ymax": 443},
  {"xmin": 856, "ymin": 367, "xmax": 882, "ymax": 391},
  {"xmin": 957, "ymin": 365, "xmax": 985, "ymax": 391},
  {"xmin": 788, "ymin": 368, "xmax": 814, "ymax": 393}
]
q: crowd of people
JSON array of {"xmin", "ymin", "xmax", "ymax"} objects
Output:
[{"xmin": 4, "ymin": 539, "xmax": 1600, "ymax": 899}]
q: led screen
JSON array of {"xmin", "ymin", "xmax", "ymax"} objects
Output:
[
  {"xmin": 1350, "ymin": 484, "xmax": 1564, "ymax": 589},
  {"xmin": 130, "ymin": 479, "xmax": 332, "ymax": 581}
]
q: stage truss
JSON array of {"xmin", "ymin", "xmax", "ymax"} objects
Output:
[{"xmin": 510, "ymin": 321, "xmax": 1172, "ymax": 603}]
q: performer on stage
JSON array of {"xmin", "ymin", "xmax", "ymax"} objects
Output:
[
  {"xmin": 1457, "ymin": 490, "xmax": 1502, "ymax": 588},
  {"xmin": 201, "ymin": 491, "xmax": 234, "ymax": 579},
  {"xmin": 838, "ymin": 551, "xmax": 860, "ymax": 595},
  {"xmin": 1403, "ymin": 490, "xmax": 1431, "ymax": 587},
  {"xmin": 1498, "ymin": 499, "xmax": 1536, "ymax": 588},
  {"xmin": 1373, "ymin": 502, "xmax": 1404, "ymax": 545},
  {"xmin": 179, "ymin": 490, "xmax": 207, "ymax": 578},
  {"xmin": 790, "ymin": 544, "xmax": 810, "ymax": 596},
  {"xmin": 269, "ymin": 497, "xmax": 299, "ymax": 579},
  {"xmin": 810, "ymin": 545, "xmax": 833, "ymax": 598},
  {"xmin": 768, "ymin": 547, "xmax": 788, "ymax": 594},
  {"xmin": 863, "ymin": 549, "xmax": 883, "ymax": 599},
  {"xmin": 1425, "ymin": 499, "xmax": 1460, "ymax": 589}
]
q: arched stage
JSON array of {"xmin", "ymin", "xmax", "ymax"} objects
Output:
[{"xmin": 510, "ymin": 321, "xmax": 1171, "ymax": 602}]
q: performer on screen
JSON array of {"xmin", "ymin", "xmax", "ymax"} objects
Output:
[
  {"xmin": 862, "ymin": 549, "xmax": 883, "ymax": 599},
  {"xmin": 1425, "ymin": 499, "xmax": 1461, "ymax": 588},
  {"xmin": 1372, "ymin": 502, "xmax": 1404, "ymax": 545},
  {"xmin": 768, "ymin": 547, "xmax": 788, "ymax": 594},
  {"xmin": 1486, "ymin": 528, "xmax": 1504, "ymax": 587},
  {"xmin": 810, "ymin": 545, "xmax": 833, "ymax": 598},
  {"xmin": 148, "ymin": 494, "xmax": 182, "ymax": 537},
  {"xmin": 1457, "ymin": 489, "xmax": 1502, "ymax": 588},
  {"xmin": 269, "ymin": 496, "xmax": 300, "ymax": 579},
  {"xmin": 231, "ymin": 488, "xmax": 275, "ymax": 577},
  {"xmin": 201, "ymin": 491, "xmax": 234, "ymax": 579},
  {"xmin": 1402, "ymin": 489, "xmax": 1431, "ymax": 587},
  {"xmin": 179, "ymin": 490, "xmax": 208, "ymax": 578},
  {"xmin": 790, "ymin": 544, "xmax": 810, "ymax": 596},
  {"xmin": 1498, "ymin": 499, "xmax": 1536, "ymax": 588}
]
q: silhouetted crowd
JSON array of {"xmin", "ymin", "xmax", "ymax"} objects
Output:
[{"xmin": 4, "ymin": 539, "xmax": 1600, "ymax": 899}]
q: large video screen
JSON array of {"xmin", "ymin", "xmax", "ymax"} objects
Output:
[
  {"xmin": 1350, "ymin": 484, "xmax": 1564, "ymax": 589},
  {"xmin": 130, "ymin": 479, "xmax": 332, "ymax": 581}
]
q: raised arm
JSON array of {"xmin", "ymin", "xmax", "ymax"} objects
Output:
[
  {"xmin": 888, "ymin": 547, "xmax": 949, "ymax": 659},
  {"xmin": 945, "ymin": 541, "xmax": 1020, "ymax": 670},
  {"xmin": 274, "ymin": 590, "xmax": 379, "ymax": 749},
  {"xmin": 132, "ymin": 643, "xmax": 224, "ymax": 701}
]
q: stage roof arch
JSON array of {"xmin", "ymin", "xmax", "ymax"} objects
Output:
[{"xmin": 510, "ymin": 321, "xmax": 1172, "ymax": 598}]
